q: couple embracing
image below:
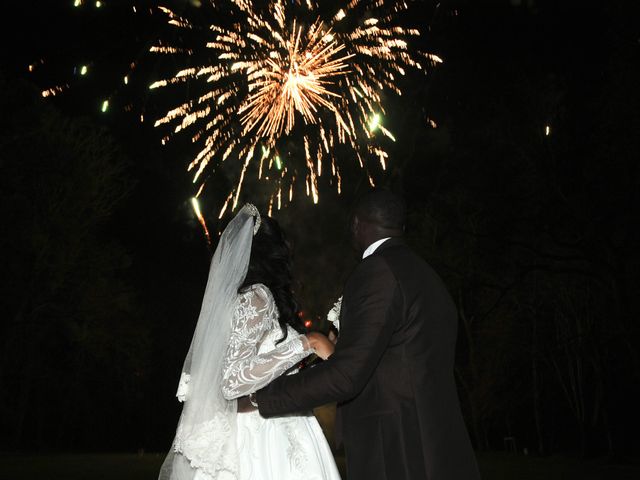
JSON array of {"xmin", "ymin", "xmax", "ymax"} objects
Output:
[{"xmin": 159, "ymin": 189, "xmax": 481, "ymax": 480}]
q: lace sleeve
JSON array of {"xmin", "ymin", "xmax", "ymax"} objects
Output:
[{"xmin": 221, "ymin": 286, "xmax": 312, "ymax": 400}]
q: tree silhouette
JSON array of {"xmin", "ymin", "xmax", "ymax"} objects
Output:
[{"xmin": 0, "ymin": 72, "xmax": 146, "ymax": 450}]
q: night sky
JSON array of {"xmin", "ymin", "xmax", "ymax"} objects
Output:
[{"xmin": 2, "ymin": 0, "xmax": 639, "ymax": 468}]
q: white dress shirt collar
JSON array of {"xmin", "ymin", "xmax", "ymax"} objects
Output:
[{"xmin": 362, "ymin": 237, "xmax": 391, "ymax": 259}]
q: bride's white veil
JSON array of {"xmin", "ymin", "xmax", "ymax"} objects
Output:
[{"xmin": 159, "ymin": 204, "xmax": 260, "ymax": 480}]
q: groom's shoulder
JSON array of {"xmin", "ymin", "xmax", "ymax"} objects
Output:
[
  {"xmin": 375, "ymin": 239, "xmax": 436, "ymax": 274},
  {"xmin": 348, "ymin": 240, "xmax": 408, "ymax": 280},
  {"xmin": 346, "ymin": 250, "xmax": 395, "ymax": 287},
  {"xmin": 375, "ymin": 238, "xmax": 420, "ymax": 262}
]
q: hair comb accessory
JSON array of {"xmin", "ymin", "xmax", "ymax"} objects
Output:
[{"xmin": 243, "ymin": 203, "xmax": 261, "ymax": 235}]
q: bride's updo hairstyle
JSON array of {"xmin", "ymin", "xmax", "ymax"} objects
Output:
[{"xmin": 239, "ymin": 215, "xmax": 306, "ymax": 343}]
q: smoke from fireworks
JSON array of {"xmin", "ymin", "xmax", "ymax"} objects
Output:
[{"xmin": 150, "ymin": 0, "xmax": 441, "ymax": 216}]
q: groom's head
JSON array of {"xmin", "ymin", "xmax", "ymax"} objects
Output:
[{"xmin": 350, "ymin": 188, "xmax": 406, "ymax": 253}]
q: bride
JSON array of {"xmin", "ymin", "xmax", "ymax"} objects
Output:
[{"xmin": 159, "ymin": 204, "xmax": 341, "ymax": 480}]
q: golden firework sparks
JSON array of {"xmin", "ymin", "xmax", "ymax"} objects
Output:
[
  {"xmin": 238, "ymin": 19, "xmax": 352, "ymax": 139},
  {"xmin": 149, "ymin": 0, "xmax": 441, "ymax": 216},
  {"xmin": 41, "ymin": 0, "xmax": 441, "ymax": 220}
]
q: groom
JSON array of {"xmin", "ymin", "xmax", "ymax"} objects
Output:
[{"xmin": 254, "ymin": 189, "xmax": 481, "ymax": 480}]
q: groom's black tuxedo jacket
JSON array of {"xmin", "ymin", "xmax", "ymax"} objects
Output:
[{"xmin": 257, "ymin": 238, "xmax": 481, "ymax": 480}]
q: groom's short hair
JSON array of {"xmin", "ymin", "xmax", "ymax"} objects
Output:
[{"xmin": 353, "ymin": 188, "xmax": 406, "ymax": 231}]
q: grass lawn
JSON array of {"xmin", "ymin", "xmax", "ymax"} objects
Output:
[
  {"xmin": 1, "ymin": 451, "xmax": 638, "ymax": 480},
  {"xmin": 0, "ymin": 453, "xmax": 164, "ymax": 480},
  {"xmin": 476, "ymin": 452, "xmax": 640, "ymax": 480}
]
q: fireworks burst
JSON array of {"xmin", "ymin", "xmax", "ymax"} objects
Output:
[
  {"xmin": 150, "ymin": 0, "xmax": 441, "ymax": 216},
  {"xmin": 38, "ymin": 0, "xmax": 441, "ymax": 219}
]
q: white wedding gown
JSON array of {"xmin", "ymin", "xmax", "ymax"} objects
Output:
[{"xmin": 194, "ymin": 283, "xmax": 341, "ymax": 480}]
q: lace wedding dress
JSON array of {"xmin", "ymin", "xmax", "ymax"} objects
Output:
[{"xmin": 193, "ymin": 283, "xmax": 341, "ymax": 480}]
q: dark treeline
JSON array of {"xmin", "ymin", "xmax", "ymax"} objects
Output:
[
  {"xmin": 1, "ymin": 0, "xmax": 638, "ymax": 462},
  {"xmin": 398, "ymin": 0, "xmax": 640, "ymax": 459},
  {"xmin": 0, "ymin": 72, "xmax": 143, "ymax": 450},
  {"xmin": 0, "ymin": 71, "xmax": 211, "ymax": 453}
]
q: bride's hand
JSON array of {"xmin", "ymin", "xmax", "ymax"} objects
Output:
[
  {"xmin": 328, "ymin": 328, "xmax": 338, "ymax": 345},
  {"xmin": 305, "ymin": 332, "xmax": 335, "ymax": 360}
]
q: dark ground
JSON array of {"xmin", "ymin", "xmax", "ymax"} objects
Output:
[{"xmin": 1, "ymin": 451, "xmax": 639, "ymax": 480}]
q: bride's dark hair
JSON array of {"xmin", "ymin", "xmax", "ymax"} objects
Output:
[{"xmin": 239, "ymin": 215, "xmax": 306, "ymax": 343}]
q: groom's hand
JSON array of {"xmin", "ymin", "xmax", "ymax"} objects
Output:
[{"xmin": 236, "ymin": 395, "xmax": 258, "ymax": 413}]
